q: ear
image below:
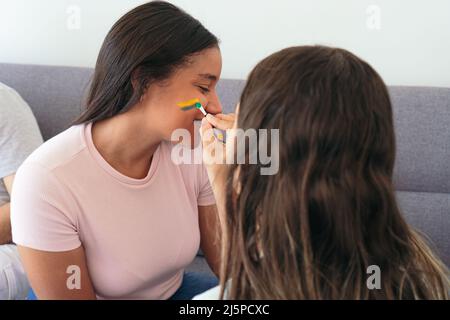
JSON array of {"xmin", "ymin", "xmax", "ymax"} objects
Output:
[
  {"xmin": 130, "ymin": 68, "xmax": 148, "ymax": 102},
  {"xmin": 130, "ymin": 68, "xmax": 141, "ymax": 92}
]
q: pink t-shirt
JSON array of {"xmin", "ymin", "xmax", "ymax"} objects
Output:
[{"xmin": 11, "ymin": 122, "xmax": 215, "ymax": 299}]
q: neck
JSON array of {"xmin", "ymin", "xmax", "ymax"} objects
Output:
[{"xmin": 91, "ymin": 106, "xmax": 161, "ymax": 179}]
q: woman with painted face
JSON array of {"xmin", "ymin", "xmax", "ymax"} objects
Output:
[{"xmin": 11, "ymin": 1, "xmax": 222, "ymax": 300}]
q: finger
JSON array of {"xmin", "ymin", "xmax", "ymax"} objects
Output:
[
  {"xmin": 200, "ymin": 118, "xmax": 223, "ymax": 166},
  {"xmin": 205, "ymin": 114, "xmax": 233, "ymax": 130},
  {"xmin": 215, "ymin": 113, "xmax": 235, "ymax": 121},
  {"xmin": 200, "ymin": 118, "xmax": 216, "ymax": 146},
  {"xmin": 200, "ymin": 117, "xmax": 212, "ymax": 137}
]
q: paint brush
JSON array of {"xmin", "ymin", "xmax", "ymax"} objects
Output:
[{"xmin": 177, "ymin": 98, "xmax": 225, "ymax": 142}]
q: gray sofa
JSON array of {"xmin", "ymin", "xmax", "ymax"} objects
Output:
[{"xmin": 0, "ymin": 63, "xmax": 448, "ymax": 275}]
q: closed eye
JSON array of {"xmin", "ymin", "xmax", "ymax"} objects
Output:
[{"xmin": 197, "ymin": 85, "xmax": 210, "ymax": 94}]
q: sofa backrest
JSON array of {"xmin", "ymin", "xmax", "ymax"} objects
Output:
[{"xmin": 1, "ymin": 63, "xmax": 448, "ymax": 266}]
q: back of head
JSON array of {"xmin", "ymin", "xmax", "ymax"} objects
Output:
[{"xmin": 222, "ymin": 46, "xmax": 449, "ymax": 299}]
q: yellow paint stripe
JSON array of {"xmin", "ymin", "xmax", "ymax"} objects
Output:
[{"xmin": 177, "ymin": 98, "xmax": 200, "ymax": 108}]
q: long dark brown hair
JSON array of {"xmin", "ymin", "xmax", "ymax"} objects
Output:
[
  {"xmin": 74, "ymin": 1, "xmax": 218, "ymax": 124},
  {"xmin": 220, "ymin": 46, "xmax": 449, "ymax": 299}
]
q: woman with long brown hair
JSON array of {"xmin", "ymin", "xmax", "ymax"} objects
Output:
[
  {"xmin": 11, "ymin": 1, "xmax": 222, "ymax": 299},
  {"xmin": 197, "ymin": 45, "xmax": 449, "ymax": 299}
]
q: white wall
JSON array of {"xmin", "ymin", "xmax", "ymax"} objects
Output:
[{"xmin": 1, "ymin": 0, "xmax": 449, "ymax": 86}]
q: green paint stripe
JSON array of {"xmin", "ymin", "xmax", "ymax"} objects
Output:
[{"xmin": 180, "ymin": 105, "xmax": 196, "ymax": 111}]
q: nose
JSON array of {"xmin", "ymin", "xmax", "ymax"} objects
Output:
[{"xmin": 205, "ymin": 92, "xmax": 222, "ymax": 115}]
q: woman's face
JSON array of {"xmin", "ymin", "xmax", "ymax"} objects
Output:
[{"xmin": 140, "ymin": 47, "xmax": 223, "ymax": 144}]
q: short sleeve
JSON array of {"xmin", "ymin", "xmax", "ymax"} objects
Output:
[
  {"xmin": 10, "ymin": 162, "xmax": 81, "ymax": 252},
  {"xmin": 197, "ymin": 164, "xmax": 216, "ymax": 206},
  {"xmin": 0, "ymin": 85, "xmax": 43, "ymax": 179}
]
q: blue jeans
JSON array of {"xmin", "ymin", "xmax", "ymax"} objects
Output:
[
  {"xmin": 27, "ymin": 288, "xmax": 37, "ymax": 300},
  {"xmin": 169, "ymin": 272, "xmax": 219, "ymax": 300}
]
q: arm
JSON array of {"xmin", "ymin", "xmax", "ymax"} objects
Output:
[
  {"xmin": 0, "ymin": 174, "xmax": 15, "ymax": 244},
  {"xmin": 18, "ymin": 245, "xmax": 97, "ymax": 299},
  {"xmin": 0, "ymin": 85, "xmax": 43, "ymax": 243},
  {"xmin": 200, "ymin": 113, "xmax": 236, "ymax": 218},
  {"xmin": 198, "ymin": 205, "xmax": 221, "ymax": 277},
  {"xmin": 198, "ymin": 113, "xmax": 237, "ymax": 278},
  {"xmin": 11, "ymin": 163, "xmax": 95, "ymax": 299},
  {"xmin": 0, "ymin": 203, "xmax": 11, "ymax": 244}
]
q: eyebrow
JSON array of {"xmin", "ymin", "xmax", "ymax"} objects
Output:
[{"xmin": 198, "ymin": 73, "xmax": 218, "ymax": 81}]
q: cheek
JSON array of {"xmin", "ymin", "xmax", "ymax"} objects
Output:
[
  {"xmin": 175, "ymin": 109, "xmax": 196, "ymax": 127},
  {"xmin": 161, "ymin": 109, "xmax": 196, "ymax": 138}
]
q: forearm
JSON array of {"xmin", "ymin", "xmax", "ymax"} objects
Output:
[
  {"xmin": 201, "ymin": 223, "xmax": 221, "ymax": 277},
  {"xmin": 0, "ymin": 202, "xmax": 12, "ymax": 245},
  {"xmin": 199, "ymin": 205, "xmax": 222, "ymax": 277}
]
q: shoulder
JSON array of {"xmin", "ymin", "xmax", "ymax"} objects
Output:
[
  {"xmin": 0, "ymin": 82, "xmax": 19, "ymax": 98},
  {"xmin": 0, "ymin": 82, "xmax": 39, "ymax": 124},
  {"xmin": 0, "ymin": 82, "xmax": 32, "ymax": 114},
  {"xmin": 12, "ymin": 127, "xmax": 86, "ymax": 218},
  {"xmin": 23, "ymin": 124, "xmax": 87, "ymax": 173}
]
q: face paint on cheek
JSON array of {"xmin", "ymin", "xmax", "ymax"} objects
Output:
[
  {"xmin": 177, "ymin": 98, "xmax": 224, "ymax": 144},
  {"xmin": 177, "ymin": 98, "xmax": 207, "ymax": 116}
]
